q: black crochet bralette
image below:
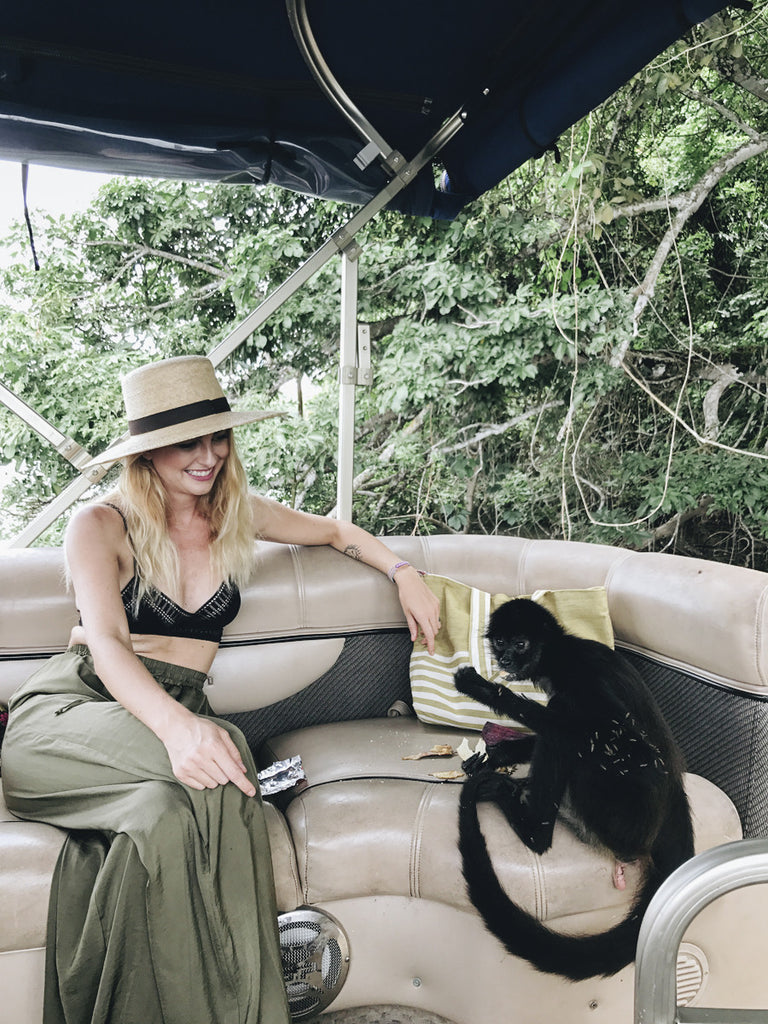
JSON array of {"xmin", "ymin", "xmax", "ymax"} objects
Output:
[
  {"xmin": 119, "ymin": 576, "xmax": 240, "ymax": 643},
  {"xmin": 103, "ymin": 503, "xmax": 241, "ymax": 643}
]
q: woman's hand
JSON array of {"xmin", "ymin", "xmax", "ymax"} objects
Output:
[
  {"xmin": 160, "ymin": 712, "xmax": 256, "ymax": 797},
  {"xmin": 394, "ymin": 566, "xmax": 441, "ymax": 655}
]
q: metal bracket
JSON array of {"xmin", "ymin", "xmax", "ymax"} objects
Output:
[
  {"xmin": 354, "ymin": 141, "xmax": 383, "ymax": 171},
  {"xmin": 332, "ymin": 226, "xmax": 363, "ymax": 261},
  {"xmin": 356, "ymin": 323, "xmax": 372, "ymax": 385},
  {"xmin": 341, "ymin": 324, "xmax": 372, "ymax": 387}
]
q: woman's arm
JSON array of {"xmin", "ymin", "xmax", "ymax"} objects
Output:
[
  {"xmin": 252, "ymin": 495, "xmax": 441, "ymax": 653},
  {"xmin": 66, "ymin": 507, "xmax": 256, "ymax": 796}
]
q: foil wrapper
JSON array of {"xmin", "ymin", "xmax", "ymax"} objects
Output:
[{"xmin": 257, "ymin": 754, "xmax": 306, "ymax": 796}]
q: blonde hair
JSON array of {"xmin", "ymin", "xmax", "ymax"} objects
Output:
[{"xmin": 113, "ymin": 431, "xmax": 255, "ymax": 602}]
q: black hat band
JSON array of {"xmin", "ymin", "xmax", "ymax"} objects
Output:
[{"xmin": 128, "ymin": 397, "xmax": 231, "ymax": 436}]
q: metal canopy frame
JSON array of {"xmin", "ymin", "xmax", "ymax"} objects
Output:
[
  {"xmin": 634, "ymin": 839, "xmax": 768, "ymax": 1024},
  {"xmin": 2, "ymin": 0, "xmax": 467, "ymax": 546}
]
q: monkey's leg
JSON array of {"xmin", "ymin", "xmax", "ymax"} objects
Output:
[
  {"xmin": 487, "ymin": 735, "xmax": 536, "ymax": 768},
  {"xmin": 464, "ymin": 736, "xmax": 537, "ymax": 776},
  {"xmin": 476, "ymin": 746, "xmax": 565, "ymax": 856}
]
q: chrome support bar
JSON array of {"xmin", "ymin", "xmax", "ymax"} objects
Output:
[
  {"xmin": 635, "ymin": 839, "xmax": 768, "ymax": 1024},
  {"xmin": 0, "ymin": 379, "xmax": 113, "ymax": 547},
  {"xmin": 337, "ymin": 249, "xmax": 359, "ymax": 522},
  {"xmin": 286, "ymin": 0, "xmax": 405, "ymax": 176},
  {"xmin": 8, "ymin": 473, "xmax": 104, "ymax": 547},
  {"xmin": 0, "ymin": 380, "xmax": 99, "ymax": 475},
  {"xmin": 207, "ymin": 105, "xmax": 466, "ymax": 370},
  {"xmin": 679, "ymin": 1011, "xmax": 768, "ymax": 1023}
]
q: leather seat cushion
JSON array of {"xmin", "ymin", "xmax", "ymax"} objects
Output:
[
  {"xmin": 0, "ymin": 787, "xmax": 301, "ymax": 952},
  {"xmin": 262, "ymin": 717, "xmax": 743, "ymax": 925}
]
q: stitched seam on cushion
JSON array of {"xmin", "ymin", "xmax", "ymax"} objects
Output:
[
  {"xmin": 515, "ymin": 538, "xmax": 534, "ymax": 597},
  {"xmin": 602, "ymin": 548, "xmax": 634, "ymax": 596},
  {"xmin": 289, "ymin": 545, "xmax": 308, "ymax": 630},
  {"xmin": 414, "ymin": 536, "xmax": 431, "ymax": 575},
  {"xmin": 294, "ymin": 795, "xmax": 311, "ymax": 904},
  {"xmin": 410, "ymin": 785, "xmax": 433, "ymax": 899},
  {"xmin": 526, "ymin": 841, "xmax": 547, "ymax": 921},
  {"xmin": 755, "ymin": 585, "xmax": 768, "ymax": 688},
  {"xmin": 273, "ymin": 810, "xmax": 302, "ymax": 909}
]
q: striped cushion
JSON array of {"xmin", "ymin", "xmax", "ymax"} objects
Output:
[{"xmin": 409, "ymin": 575, "xmax": 614, "ymax": 730}]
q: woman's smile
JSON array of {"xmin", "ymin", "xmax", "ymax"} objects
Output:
[
  {"xmin": 146, "ymin": 431, "xmax": 231, "ymax": 496},
  {"xmin": 186, "ymin": 467, "xmax": 216, "ymax": 482}
]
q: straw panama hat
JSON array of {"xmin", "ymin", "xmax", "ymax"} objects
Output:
[{"xmin": 85, "ymin": 356, "xmax": 284, "ymax": 467}]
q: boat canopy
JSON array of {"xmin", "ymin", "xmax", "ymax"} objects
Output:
[
  {"xmin": 0, "ymin": 1, "xmax": 733, "ymax": 218},
  {"xmin": 0, "ymin": 0, "xmax": 736, "ymax": 541}
]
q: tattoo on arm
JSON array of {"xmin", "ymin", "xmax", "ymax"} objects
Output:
[{"xmin": 343, "ymin": 544, "xmax": 362, "ymax": 561}]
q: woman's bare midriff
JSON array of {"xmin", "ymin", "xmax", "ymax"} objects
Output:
[{"xmin": 67, "ymin": 625, "xmax": 219, "ymax": 673}]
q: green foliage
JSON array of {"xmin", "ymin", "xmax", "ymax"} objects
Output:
[{"xmin": 2, "ymin": 4, "xmax": 768, "ymax": 568}]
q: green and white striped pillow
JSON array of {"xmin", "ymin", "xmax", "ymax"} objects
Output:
[{"xmin": 409, "ymin": 575, "xmax": 614, "ymax": 731}]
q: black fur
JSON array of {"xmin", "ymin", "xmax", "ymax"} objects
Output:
[{"xmin": 454, "ymin": 598, "xmax": 694, "ymax": 981}]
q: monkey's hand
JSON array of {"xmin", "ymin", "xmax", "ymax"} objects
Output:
[
  {"xmin": 454, "ymin": 665, "xmax": 499, "ymax": 706},
  {"xmin": 461, "ymin": 750, "xmax": 490, "ymax": 776}
]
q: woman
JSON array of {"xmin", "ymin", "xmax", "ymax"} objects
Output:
[{"xmin": 1, "ymin": 355, "xmax": 440, "ymax": 1024}]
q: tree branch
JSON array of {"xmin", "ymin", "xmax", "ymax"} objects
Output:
[
  {"xmin": 609, "ymin": 134, "xmax": 768, "ymax": 358},
  {"xmin": 699, "ymin": 15, "xmax": 768, "ymax": 105},
  {"xmin": 680, "ymin": 87, "xmax": 762, "ymax": 141},
  {"xmin": 700, "ymin": 363, "xmax": 742, "ymax": 440},
  {"xmin": 641, "ymin": 496, "xmax": 714, "ymax": 549},
  {"xmin": 434, "ymin": 402, "xmax": 563, "ymax": 456},
  {"xmin": 85, "ymin": 239, "xmax": 228, "ymax": 278},
  {"xmin": 326, "ymin": 406, "xmax": 431, "ymax": 517}
]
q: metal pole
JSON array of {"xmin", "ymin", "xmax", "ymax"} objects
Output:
[
  {"xmin": 337, "ymin": 249, "xmax": 359, "ymax": 521},
  {"xmin": 635, "ymin": 839, "xmax": 768, "ymax": 1024},
  {"xmin": 0, "ymin": 380, "xmax": 109, "ymax": 548},
  {"xmin": 286, "ymin": 0, "xmax": 400, "ymax": 173},
  {"xmin": 0, "ymin": 380, "xmax": 100, "ymax": 473}
]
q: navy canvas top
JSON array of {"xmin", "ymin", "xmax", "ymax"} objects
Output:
[{"xmin": 0, "ymin": 0, "xmax": 731, "ymax": 219}]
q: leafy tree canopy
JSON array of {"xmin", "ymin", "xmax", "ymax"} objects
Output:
[{"xmin": 2, "ymin": 5, "xmax": 768, "ymax": 569}]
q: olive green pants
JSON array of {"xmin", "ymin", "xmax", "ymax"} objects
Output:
[{"xmin": 2, "ymin": 647, "xmax": 290, "ymax": 1024}]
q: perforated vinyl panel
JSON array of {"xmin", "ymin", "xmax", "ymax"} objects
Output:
[
  {"xmin": 224, "ymin": 633, "xmax": 768, "ymax": 838},
  {"xmin": 222, "ymin": 631, "xmax": 413, "ymax": 754},
  {"xmin": 624, "ymin": 650, "xmax": 768, "ymax": 838}
]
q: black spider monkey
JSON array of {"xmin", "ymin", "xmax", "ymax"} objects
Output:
[{"xmin": 454, "ymin": 598, "xmax": 694, "ymax": 981}]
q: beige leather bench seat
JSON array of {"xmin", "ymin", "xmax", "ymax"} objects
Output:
[
  {"xmin": 4, "ymin": 536, "xmax": 768, "ymax": 1024},
  {"xmin": 0, "ymin": 789, "xmax": 301, "ymax": 958},
  {"xmin": 261, "ymin": 717, "xmax": 743, "ymax": 929}
]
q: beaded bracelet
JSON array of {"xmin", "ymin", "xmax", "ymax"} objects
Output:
[{"xmin": 387, "ymin": 560, "xmax": 411, "ymax": 582}]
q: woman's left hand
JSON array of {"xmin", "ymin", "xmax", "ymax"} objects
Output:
[{"xmin": 394, "ymin": 567, "xmax": 441, "ymax": 655}]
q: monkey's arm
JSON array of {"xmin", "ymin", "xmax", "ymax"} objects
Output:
[
  {"xmin": 462, "ymin": 735, "xmax": 536, "ymax": 776},
  {"xmin": 454, "ymin": 666, "xmax": 550, "ymax": 733}
]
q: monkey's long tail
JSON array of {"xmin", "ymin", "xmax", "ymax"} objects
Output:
[{"xmin": 458, "ymin": 773, "xmax": 683, "ymax": 982}]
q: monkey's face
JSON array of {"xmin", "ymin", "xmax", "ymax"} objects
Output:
[
  {"xmin": 488, "ymin": 631, "xmax": 541, "ymax": 680},
  {"xmin": 486, "ymin": 599, "xmax": 558, "ymax": 683}
]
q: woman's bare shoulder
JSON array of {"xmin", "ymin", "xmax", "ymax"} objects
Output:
[
  {"xmin": 70, "ymin": 500, "xmax": 126, "ymax": 530},
  {"xmin": 66, "ymin": 502, "xmax": 130, "ymax": 560}
]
